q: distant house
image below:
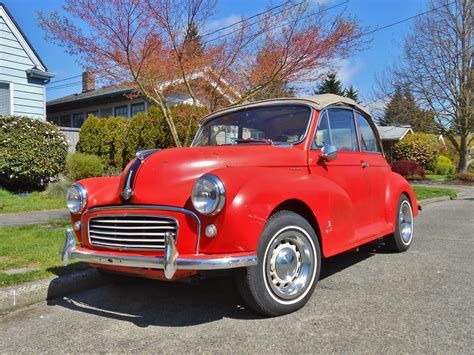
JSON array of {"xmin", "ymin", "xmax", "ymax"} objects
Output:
[
  {"xmin": 376, "ymin": 125, "xmax": 413, "ymax": 161},
  {"xmin": 47, "ymin": 70, "xmax": 238, "ymax": 151},
  {"xmin": 0, "ymin": 3, "xmax": 54, "ymax": 119}
]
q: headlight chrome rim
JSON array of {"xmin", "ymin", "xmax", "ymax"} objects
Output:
[
  {"xmin": 66, "ymin": 183, "xmax": 87, "ymax": 214},
  {"xmin": 191, "ymin": 174, "xmax": 226, "ymax": 216}
]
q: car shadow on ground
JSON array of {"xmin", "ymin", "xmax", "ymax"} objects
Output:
[{"xmin": 47, "ymin": 239, "xmax": 388, "ymax": 327}]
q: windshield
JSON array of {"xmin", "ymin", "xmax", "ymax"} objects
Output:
[{"xmin": 192, "ymin": 104, "xmax": 312, "ymax": 146}]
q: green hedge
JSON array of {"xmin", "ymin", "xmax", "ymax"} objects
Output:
[
  {"xmin": 66, "ymin": 153, "xmax": 105, "ymax": 181},
  {"xmin": 0, "ymin": 115, "xmax": 68, "ymax": 191},
  {"xmin": 78, "ymin": 104, "xmax": 208, "ymax": 170},
  {"xmin": 393, "ymin": 133, "xmax": 440, "ymax": 171},
  {"xmin": 435, "ymin": 155, "xmax": 455, "ymax": 176}
]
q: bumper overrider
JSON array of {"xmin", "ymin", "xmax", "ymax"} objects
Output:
[{"xmin": 61, "ymin": 229, "xmax": 258, "ymax": 279}]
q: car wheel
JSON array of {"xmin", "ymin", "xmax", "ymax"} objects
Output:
[
  {"xmin": 236, "ymin": 210, "xmax": 321, "ymax": 316},
  {"xmin": 385, "ymin": 194, "xmax": 414, "ymax": 252}
]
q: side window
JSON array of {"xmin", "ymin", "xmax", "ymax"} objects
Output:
[
  {"xmin": 327, "ymin": 108, "xmax": 359, "ymax": 152},
  {"xmin": 356, "ymin": 112, "xmax": 381, "ymax": 153},
  {"xmin": 314, "ymin": 111, "xmax": 331, "ymax": 148}
]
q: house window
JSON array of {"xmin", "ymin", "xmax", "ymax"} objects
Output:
[
  {"xmin": 87, "ymin": 110, "xmax": 99, "ymax": 117},
  {"xmin": 131, "ymin": 102, "xmax": 145, "ymax": 116},
  {"xmin": 47, "ymin": 116, "xmax": 61, "ymax": 126},
  {"xmin": 101, "ymin": 107, "xmax": 112, "ymax": 118},
  {"xmin": 72, "ymin": 113, "xmax": 85, "ymax": 128},
  {"xmin": 59, "ymin": 115, "xmax": 71, "ymax": 127},
  {"xmin": 114, "ymin": 105, "xmax": 128, "ymax": 117},
  {"xmin": 0, "ymin": 82, "xmax": 12, "ymax": 115}
]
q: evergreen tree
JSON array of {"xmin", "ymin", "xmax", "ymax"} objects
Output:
[
  {"xmin": 314, "ymin": 72, "xmax": 360, "ymax": 102},
  {"xmin": 380, "ymin": 84, "xmax": 436, "ymax": 133},
  {"xmin": 344, "ymin": 85, "xmax": 359, "ymax": 103},
  {"xmin": 314, "ymin": 72, "xmax": 344, "ymax": 96},
  {"xmin": 184, "ymin": 22, "xmax": 203, "ymax": 56}
]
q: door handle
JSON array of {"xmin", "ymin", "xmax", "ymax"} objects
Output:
[{"xmin": 361, "ymin": 161, "xmax": 369, "ymax": 168}]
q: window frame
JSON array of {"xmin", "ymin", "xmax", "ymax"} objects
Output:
[
  {"xmin": 72, "ymin": 112, "xmax": 85, "ymax": 128},
  {"xmin": 312, "ymin": 106, "xmax": 383, "ymax": 155},
  {"xmin": 191, "ymin": 103, "xmax": 314, "ymax": 147},
  {"xmin": 0, "ymin": 81, "xmax": 14, "ymax": 115},
  {"xmin": 131, "ymin": 102, "xmax": 146, "ymax": 116},
  {"xmin": 114, "ymin": 105, "xmax": 128, "ymax": 117},
  {"xmin": 353, "ymin": 109, "xmax": 383, "ymax": 155}
]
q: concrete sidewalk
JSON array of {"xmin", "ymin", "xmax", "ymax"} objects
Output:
[{"xmin": 0, "ymin": 209, "xmax": 69, "ymax": 227}]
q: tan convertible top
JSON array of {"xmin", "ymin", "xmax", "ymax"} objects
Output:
[
  {"xmin": 200, "ymin": 94, "xmax": 370, "ymax": 122},
  {"xmin": 302, "ymin": 94, "xmax": 370, "ymax": 115}
]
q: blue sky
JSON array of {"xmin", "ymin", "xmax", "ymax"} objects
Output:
[{"xmin": 3, "ymin": 0, "xmax": 427, "ymax": 104}]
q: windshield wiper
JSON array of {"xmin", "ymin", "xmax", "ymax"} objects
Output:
[{"xmin": 235, "ymin": 138, "xmax": 273, "ymax": 145}]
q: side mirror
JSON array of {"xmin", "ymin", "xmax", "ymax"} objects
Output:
[{"xmin": 321, "ymin": 144, "xmax": 338, "ymax": 162}]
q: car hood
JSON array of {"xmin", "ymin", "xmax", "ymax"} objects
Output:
[{"xmin": 128, "ymin": 145, "xmax": 307, "ymax": 206}]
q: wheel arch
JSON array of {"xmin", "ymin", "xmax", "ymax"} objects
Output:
[{"xmin": 270, "ymin": 199, "xmax": 323, "ymax": 252}]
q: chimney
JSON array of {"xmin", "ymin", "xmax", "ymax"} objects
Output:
[{"xmin": 82, "ymin": 70, "xmax": 95, "ymax": 93}]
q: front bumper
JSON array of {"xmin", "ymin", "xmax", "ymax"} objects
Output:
[{"xmin": 61, "ymin": 229, "xmax": 257, "ymax": 279}]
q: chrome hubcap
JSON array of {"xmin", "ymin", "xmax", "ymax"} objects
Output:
[
  {"xmin": 399, "ymin": 201, "xmax": 413, "ymax": 244},
  {"xmin": 265, "ymin": 228, "xmax": 315, "ymax": 300}
]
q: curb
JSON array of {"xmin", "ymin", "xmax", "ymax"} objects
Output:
[
  {"xmin": 0, "ymin": 269, "xmax": 106, "ymax": 315},
  {"xmin": 419, "ymin": 192, "xmax": 465, "ymax": 207}
]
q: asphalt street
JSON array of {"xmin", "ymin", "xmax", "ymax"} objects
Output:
[{"xmin": 1, "ymin": 188, "xmax": 473, "ymax": 353}]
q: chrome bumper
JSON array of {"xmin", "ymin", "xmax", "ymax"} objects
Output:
[{"xmin": 61, "ymin": 229, "xmax": 257, "ymax": 279}]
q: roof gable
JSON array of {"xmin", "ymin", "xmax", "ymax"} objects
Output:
[{"xmin": 0, "ymin": 2, "xmax": 47, "ymax": 71}]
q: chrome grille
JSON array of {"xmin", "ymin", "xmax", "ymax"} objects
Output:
[{"xmin": 88, "ymin": 215, "xmax": 177, "ymax": 250}]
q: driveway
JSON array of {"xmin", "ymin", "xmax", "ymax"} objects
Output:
[{"xmin": 1, "ymin": 189, "xmax": 473, "ymax": 353}]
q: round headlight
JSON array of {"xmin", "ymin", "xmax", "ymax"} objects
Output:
[
  {"xmin": 66, "ymin": 183, "xmax": 87, "ymax": 214},
  {"xmin": 191, "ymin": 174, "xmax": 226, "ymax": 216}
]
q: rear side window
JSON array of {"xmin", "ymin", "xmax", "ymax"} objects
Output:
[
  {"xmin": 356, "ymin": 112, "xmax": 381, "ymax": 153},
  {"xmin": 327, "ymin": 108, "xmax": 359, "ymax": 152}
]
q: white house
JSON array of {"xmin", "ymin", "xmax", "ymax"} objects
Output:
[{"xmin": 0, "ymin": 2, "xmax": 54, "ymax": 119}]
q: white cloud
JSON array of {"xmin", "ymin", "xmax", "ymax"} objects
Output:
[
  {"xmin": 204, "ymin": 15, "xmax": 242, "ymax": 35},
  {"xmin": 336, "ymin": 58, "xmax": 364, "ymax": 86}
]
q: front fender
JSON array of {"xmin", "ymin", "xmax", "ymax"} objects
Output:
[{"xmin": 197, "ymin": 167, "xmax": 355, "ymax": 257}]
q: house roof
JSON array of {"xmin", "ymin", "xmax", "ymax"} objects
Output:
[
  {"xmin": 0, "ymin": 2, "xmax": 49, "ymax": 72},
  {"xmin": 47, "ymin": 85, "xmax": 131, "ymax": 107},
  {"xmin": 376, "ymin": 125, "xmax": 413, "ymax": 141}
]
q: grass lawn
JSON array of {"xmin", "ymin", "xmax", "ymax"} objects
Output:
[
  {"xmin": 426, "ymin": 174, "xmax": 452, "ymax": 182},
  {"xmin": 0, "ymin": 221, "xmax": 87, "ymax": 287},
  {"xmin": 412, "ymin": 186, "xmax": 458, "ymax": 200},
  {"xmin": 0, "ymin": 189, "xmax": 65, "ymax": 214}
]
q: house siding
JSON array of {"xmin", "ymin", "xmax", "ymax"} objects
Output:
[{"xmin": 0, "ymin": 15, "xmax": 46, "ymax": 119}]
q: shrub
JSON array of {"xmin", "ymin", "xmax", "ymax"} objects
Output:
[
  {"xmin": 66, "ymin": 153, "xmax": 104, "ymax": 181},
  {"xmin": 78, "ymin": 104, "xmax": 208, "ymax": 170},
  {"xmin": 435, "ymin": 155, "xmax": 455, "ymax": 176},
  {"xmin": 392, "ymin": 133, "xmax": 440, "ymax": 171},
  {"xmin": 455, "ymin": 172, "xmax": 474, "ymax": 182},
  {"xmin": 391, "ymin": 159, "xmax": 426, "ymax": 179},
  {"xmin": 0, "ymin": 115, "xmax": 68, "ymax": 191},
  {"xmin": 45, "ymin": 180, "xmax": 71, "ymax": 197}
]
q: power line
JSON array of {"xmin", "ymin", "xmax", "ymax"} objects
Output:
[
  {"xmin": 47, "ymin": 0, "xmax": 459, "ymax": 91},
  {"xmin": 47, "ymin": 74, "xmax": 82, "ymax": 85},
  {"xmin": 364, "ymin": 0, "xmax": 455, "ymax": 36},
  {"xmin": 48, "ymin": 81, "xmax": 82, "ymax": 90},
  {"xmin": 203, "ymin": 0, "xmax": 348, "ymax": 44},
  {"xmin": 202, "ymin": 0, "xmax": 296, "ymax": 37}
]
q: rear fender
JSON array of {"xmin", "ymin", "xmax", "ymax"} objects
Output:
[{"xmin": 385, "ymin": 172, "xmax": 419, "ymax": 230}]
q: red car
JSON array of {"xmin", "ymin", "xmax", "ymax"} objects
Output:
[{"xmin": 62, "ymin": 94, "xmax": 419, "ymax": 316}]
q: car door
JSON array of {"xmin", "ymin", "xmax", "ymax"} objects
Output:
[
  {"xmin": 308, "ymin": 107, "xmax": 372, "ymax": 248},
  {"xmin": 354, "ymin": 111, "xmax": 392, "ymax": 237}
]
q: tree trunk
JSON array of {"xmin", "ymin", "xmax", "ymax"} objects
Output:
[{"xmin": 457, "ymin": 134, "xmax": 470, "ymax": 173}]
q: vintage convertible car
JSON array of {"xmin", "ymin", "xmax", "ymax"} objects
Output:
[{"xmin": 62, "ymin": 94, "xmax": 419, "ymax": 316}]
